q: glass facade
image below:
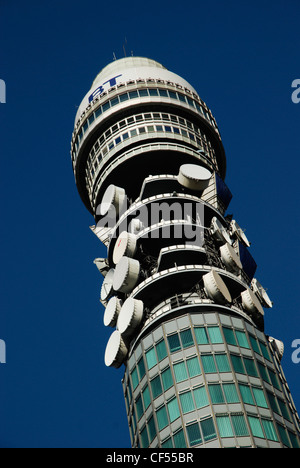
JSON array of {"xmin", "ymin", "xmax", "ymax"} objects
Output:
[{"xmin": 122, "ymin": 310, "xmax": 300, "ymax": 448}]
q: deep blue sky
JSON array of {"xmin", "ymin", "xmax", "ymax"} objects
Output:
[{"xmin": 0, "ymin": 0, "xmax": 299, "ymax": 448}]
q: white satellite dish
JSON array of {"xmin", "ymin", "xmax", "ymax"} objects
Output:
[
  {"xmin": 269, "ymin": 337, "xmax": 284, "ymax": 360},
  {"xmin": 210, "ymin": 217, "xmax": 232, "ymax": 245},
  {"xmin": 203, "ymin": 270, "xmax": 232, "ymax": 305},
  {"xmin": 241, "ymin": 288, "xmax": 264, "ymax": 317},
  {"xmin": 230, "ymin": 220, "xmax": 251, "ymax": 247},
  {"xmin": 113, "ymin": 231, "xmax": 138, "ymax": 265},
  {"xmin": 251, "ymin": 278, "xmax": 273, "ymax": 308},
  {"xmin": 104, "ymin": 297, "xmax": 122, "ymax": 328},
  {"xmin": 220, "ymin": 243, "xmax": 242, "ymax": 273},
  {"xmin": 113, "ymin": 257, "xmax": 141, "ymax": 294},
  {"xmin": 100, "ymin": 268, "xmax": 115, "ymax": 302},
  {"xmin": 129, "ymin": 219, "xmax": 144, "ymax": 235},
  {"xmin": 99, "ymin": 185, "xmax": 127, "ymax": 217},
  {"xmin": 93, "ymin": 258, "xmax": 109, "ymax": 277},
  {"xmin": 117, "ymin": 298, "xmax": 144, "ymax": 338},
  {"xmin": 178, "ymin": 164, "xmax": 212, "ymax": 191},
  {"xmin": 104, "ymin": 330, "xmax": 128, "ymax": 368}
]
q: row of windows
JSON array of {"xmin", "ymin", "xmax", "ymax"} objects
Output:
[
  {"xmin": 85, "ymin": 123, "xmax": 214, "ymax": 182},
  {"xmin": 84, "ymin": 111, "xmax": 215, "ymax": 166},
  {"xmin": 72, "ymin": 86, "xmax": 218, "ymax": 160},
  {"xmin": 138, "ymin": 409, "xmax": 300, "ymax": 448}
]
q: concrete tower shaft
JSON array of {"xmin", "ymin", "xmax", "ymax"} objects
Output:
[{"xmin": 71, "ymin": 57, "xmax": 300, "ymax": 448}]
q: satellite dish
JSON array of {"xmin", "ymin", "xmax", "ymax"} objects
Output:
[
  {"xmin": 251, "ymin": 278, "xmax": 273, "ymax": 308},
  {"xmin": 99, "ymin": 185, "xmax": 127, "ymax": 217},
  {"xmin": 241, "ymin": 288, "xmax": 264, "ymax": 317},
  {"xmin": 203, "ymin": 270, "xmax": 232, "ymax": 305},
  {"xmin": 220, "ymin": 243, "xmax": 242, "ymax": 273},
  {"xmin": 113, "ymin": 257, "xmax": 141, "ymax": 294},
  {"xmin": 178, "ymin": 164, "xmax": 212, "ymax": 191},
  {"xmin": 211, "ymin": 217, "xmax": 232, "ymax": 245},
  {"xmin": 100, "ymin": 268, "xmax": 115, "ymax": 302},
  {"xmin": 129, "ymin": 219, "xmax": 144, "ymax": 235},
  {"xmin": 230, "ymin": 220, "xmax": 251, "ymax": 247},
  {"xmin": 104, "ymin": 297, "xmax": 122, "ymax": 328},
  {"xmin": 117, "ymin": 298, "xmax": 144, "ymax": 338},
  {"xmin": 269, "ymin": 337, "xmax": 284, "ymax": 360},
  {"xmin": 93, "ymin": 258, "xmax": 110, "ymax": 277},
  {"xmin": 113, "ymin": 231, "xmax": 138, "ymax": 265},
  {"xmin": 104, "ymin": 330, "xmax": 128, "ymax": 368}
]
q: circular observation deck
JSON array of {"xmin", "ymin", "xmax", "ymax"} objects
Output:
[{"xmin": 71, "ymin": 57, "xmax": 227, "ymax": 215}]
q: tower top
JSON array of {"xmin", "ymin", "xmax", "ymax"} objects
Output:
[{"xmin": 92, "ymin": 57, "xmax": 167, "ymax": 87}]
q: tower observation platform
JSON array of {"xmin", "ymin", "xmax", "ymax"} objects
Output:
[{"xmin": 71, "ymin": 57, "xmax": 300, "ymax": 448}]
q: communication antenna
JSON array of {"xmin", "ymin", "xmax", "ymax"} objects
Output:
[
  {"xmin": 123, "ymin": 37, "xmax": 128, "ymax": 57},
  {"xmin": 113, "ymin": 52, "xmax": 117, "ymax": 61}
]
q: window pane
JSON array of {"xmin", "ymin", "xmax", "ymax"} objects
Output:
[
  {"xmin": 180, "ymin": 391, "xmax": 195, "ymax": 414},
  {"xmin": 173, "ymin": 362, "xmax": 188, "ymax": 383},
  {"xmin": 201, "ymin": 417, "xmax": 216, "ymax": 441},
  {"xmin": 239, "ymin": 384, "xmax": 254, "ymax": 405},
  {"xmin": 151, "ymin": 375, "xmax": 162, "ymax": 399},
  {"xmin": 236, "ymin": 331, "xmax": 250, "ymax": 349},
  {"xmin": 140, "ymin": 426, "xmax": 149, "ymax": 448},
  {"xmin": 168, "ymin": 334, "xmax": 181, "ymax": 353},
  {"xmin": 142, "ymin": 385, "xmax": 151, "ymax": 409},
  {"xmin": 161, "ymin": 367, "xmax": 173, "ymax": 391},
  {"xmin": 278, "ymin": 399, "xmax": 291, "ymax": 421},
  {"xmin": 277, "ymin": 424, "xmax": 291, "ymax": 447},
  {"xmin": 258, "ymin": 362, "xmax": 271, "ymax": 383},
  {"xmin": 167, "ymin": 397, "xmax": 180, "ymax": 423},
  {"xmin": 223, "ymin": 383, "xmax": 239, "ymax": 403},
  {"xmin": 243, "ymin": 358, "xmax": 258, "ymax": 377},
  {"xmin": 149, "ymin": 89, "xmax": 159, "ymax": 96},
  {"xmin": 248, "ymin": 416, "xmax": 264, "ymax": 438},
  {"xmin": 208, "ymin": 384, "xmax": 225, "ymax": 404},
  {"xmin": 148, "ymin": 416, "xmax": 157, "ymax": 442},
  {"xmin": 187, "ymin": 423, "xmax": 202, "ymax": 447},
  {"xmin": 136, "ymin": 395, "xmax": 144, "ymax": 420},
  {"xmin": 194, "ymin": 386, "xmax": 209, "ymax": 409},
  {"xmin": 180, "ymin": 329, "xmax": 194, "ymax": 348},
  {"xmin": 231, "ymin": 355, "xmax": 245, "ymax": 374},
  {"xmin": 131, "ymin": 367, "xmax": 139, "ymax": 390},
  {"xmin": 259, "ymin": 342, "xmax": 271, "ymax": 361},
  {"xmin": 201, "ymin": 355, "xmax": 217, "ymax": 373},
  {"xmin": 129, "ymin": 90, "xmax": 138, "ymax": 99},
  {"xmin": 162, "ymin": 437, "xmax": 173, "ymax": 448},
  {"xmin": 137, "ymin": 357, "xmax": 146, "ymax": 380},
  {"xmin": 187, "ymin": 356, "xmax": 201, "ymax": 378},
  {"xmin": 174, "ymin": 429, "xmax": 187, "ymax": 448},
  {"xmin": 250, "ymin": 335, "xmax": 261, "ymax": 354},
  {"xmin": 156, "ymin": 339, "xmax": 167, "ymax": 361},
  {"xmin": 231, "ymin": 414, "xmax": 249, "ymax": 436},
  {"xmin": 146, "ymin": 348, "xmax": 157, "ymax": 370},
  {"xmin": 156, "ymin": 406, "xmax": 169, "ymax": 431},
  {"xmin": 253, "ymin": 388, "xmax": 268, "ymax": 408},
  {"xmin": 216, "ymin": 415, "xmax": 234, "ymax": 438},
  {"xmin": 215, "ymin": 354, "xmax": 231, "ymax": 373},
  {"xmin": 207, "ymin": 326, "xmax": 223, "ymax": 344},
  {"xmin": 194, "ymin": 327, "xmax": 209, "ymax": 344},
  {"xmin": 262, "ymin": 419, "xmax": 278, "ymax": 442},
  {"xmin": 119, "ymin": 93, "xmax": 129, "ymax": 102},
  {"xmin": 223, "ymin": 327, "xmax": 237, "ymax": 346}
]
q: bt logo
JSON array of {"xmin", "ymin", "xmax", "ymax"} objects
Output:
[
  {"xmin": 0, "ymin": 79, "xmax": 6, "ymax": 104},
  {"xmin": 89, "ymin": 74, "xmax": 123, "ymax": 103},
  {"xmin": 291, "ymin": 79, "xmax": 300, "ymax": 104}
]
